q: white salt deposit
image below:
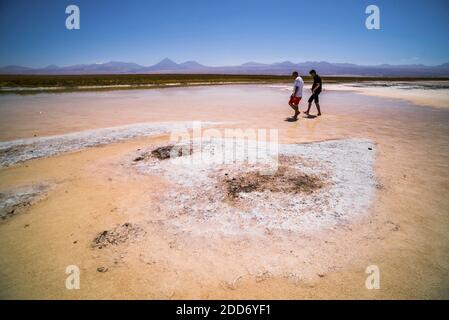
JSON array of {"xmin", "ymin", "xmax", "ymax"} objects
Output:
[
  {"xmin": 0, "ymin": 183, "xmax": 51, "ymax": 220},
  {"xmin": 0, "ymin": 121, "xmax": 222, "ymax": 167},
  {"xmin": 133, "ymin": 138, "xmax": 376, "ymax": 235}
]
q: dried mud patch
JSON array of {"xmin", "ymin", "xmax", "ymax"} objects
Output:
[
  {"xmin": 151, "ymin": 144, "xmax": 193, "ymax": 160},
  {"xmin": 133, "ymin": 144, "xmax": 194, "ymax": 162},
  {"xmin": 92, "ymin": 222, "xmax": 146, "ymax": 249},
  {"xmin": 223, "ymin": 165, "xmax": 324, "ymax": 200}
]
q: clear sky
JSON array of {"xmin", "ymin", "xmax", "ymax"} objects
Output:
[{"xmin": 0, "ymin": 0, "xmax": 448, "ymax": 67}]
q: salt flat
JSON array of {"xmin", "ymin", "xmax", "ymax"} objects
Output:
[{"xmin": 0, "ymin": 84, "xmax": 448, "ymax": 299}]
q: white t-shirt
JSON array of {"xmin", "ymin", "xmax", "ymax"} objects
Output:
[{"xmin": 293, "ymin": 76, "xmax": 304, "ymax": 97}]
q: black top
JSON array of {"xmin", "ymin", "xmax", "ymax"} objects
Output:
[{"xmin": 312, "ymin": 74, "xmax": 322, "ymax": 94}]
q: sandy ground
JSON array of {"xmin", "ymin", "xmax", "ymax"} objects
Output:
[{"xmin": 0, "ymin": 84, "xmax": 448, "ymax": 299}]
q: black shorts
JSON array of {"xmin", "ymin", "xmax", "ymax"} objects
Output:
[{"xmin": 308, "ymin": 92, "xmax": 320, "ymax": 103}]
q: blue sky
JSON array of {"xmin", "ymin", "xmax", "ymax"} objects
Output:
[{"xmin": 0, "ymin": 0, "xmax": 448, "ymax": 67}]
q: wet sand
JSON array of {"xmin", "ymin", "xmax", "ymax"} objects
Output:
[{"xmin": 0, "ymin": 84, "xmax": 448, "ymax": 299}]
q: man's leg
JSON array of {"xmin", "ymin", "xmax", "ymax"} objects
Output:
[
  {"xmin": 305, "ymin": 95, "xmax": 314, "ymax": 114},
  {"xmin": 289, "ymin": 103, "xmax": 299, "ymax": 119},
  {"xmin": 288, "ymin": 103, "xmax": 295, "ymax": 112},
  {"xmin": 305, "ymin": 102, "xmax": 311, "ymax": 115},
  {"xmin": 293, "ymin": 104, "xmax": 300, "ymax": 118},
  {"xmin": 315, "ymin": 95, "xmax": 321, "ymax": 116}
]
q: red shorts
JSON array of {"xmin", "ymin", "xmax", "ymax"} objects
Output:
[{"xmin": 289, "ymin": 96, "xmax": 301, "ymax": 105}]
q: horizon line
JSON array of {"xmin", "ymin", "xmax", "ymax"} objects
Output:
[{"xmin": 2, "ymin": 58, "xmax": 449, "ymax": 69}]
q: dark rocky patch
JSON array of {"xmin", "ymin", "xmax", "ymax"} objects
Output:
[
  {"xmin": 133, "ymin": 155, "xmax": 146, "ymax": 162},
  {"xmin": 223, "ymin": 166, "xmax": 324, "ymax": 199},
  {"xmin": 92, "ymin": 222, "xmax": 146, "ymax": 249},
  {"xmin": 151, "ymin": 144, "xmax": 193, "ymax": 160},
  {"xmin": 133, "ymin": 144, "xmax": 194, "ymax": 162}
]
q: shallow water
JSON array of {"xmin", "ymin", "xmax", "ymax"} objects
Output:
[{"xmin": 326, "ymin": 81, "xmax": 449, "ymax": 108}]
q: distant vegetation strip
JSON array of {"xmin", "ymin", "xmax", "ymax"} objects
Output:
[{"xmin": 1, "ymin": 74, "xmax": 448, "ymax": 95}]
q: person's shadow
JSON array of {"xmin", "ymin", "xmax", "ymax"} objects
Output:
[{"xmin": 284, "ymin": 114, "xmax": 317, "ymax": 121}]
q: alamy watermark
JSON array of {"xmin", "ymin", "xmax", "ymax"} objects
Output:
[
  {"xmin": 167, "ymin": 121, "xmax": 279, "ymax": 175},
  {"xmin": 365, "ymin": 5, "xmax": 381, "ymax": 30},
  {"xmin": 64, "ymin": 4, "xmax": 380, "ymax": 31},
  {"xmin": 65, "ymin": 264, "xmax": 80, "ymax": 289},
  {"xmin": 365, "ymin": 265, "xmax": 381, "ymax": 289},
  {"xmin": 65, "ymin": 5, "xmax": 80, "ymax": 30}
]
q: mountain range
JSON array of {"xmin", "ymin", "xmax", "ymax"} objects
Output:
[{"xmin": 1, "ymin": 58, "xmax": 449, "ymax": 77}]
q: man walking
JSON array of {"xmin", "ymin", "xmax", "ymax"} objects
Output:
[
  {"xmin": 305, "ymin": 69, "xmax": 322, "ymax": 116},
  {"xmin": 288, "ymin": 71, "xmax": 304, "ymax": 121}
]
